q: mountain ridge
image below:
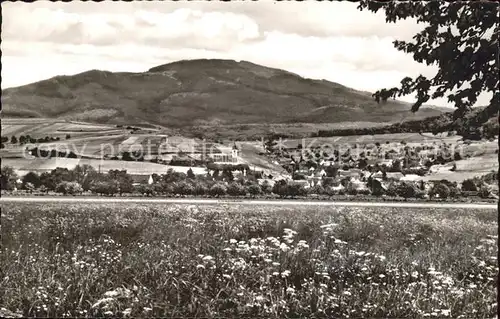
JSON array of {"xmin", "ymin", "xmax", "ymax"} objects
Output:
[{"xmin": 1, "ymin": 59, "xmax": 446, "ymax": 127}]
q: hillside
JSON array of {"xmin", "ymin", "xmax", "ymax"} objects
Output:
[{"xmin": 1, "ymin": 59, "xmax": 445, "ymax": 127}]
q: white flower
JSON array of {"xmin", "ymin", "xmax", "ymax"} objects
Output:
[
  {"xmin": 320, "ymin": 223, "xmax": 338, "ymax": 228},
  {"xmin": 286, "ymin": 287, "xmax": 295, "ymax": 294},
  {"xmin": 272, "ymin": 272, "xmax": 279, "ymax": 276},
  {"xmin": 123, "ymin": 308, "xmax": 132, "ymax": 316},
  {"xmin": 92, "ymin": 297, "xmax": 114, "ymax": 308},
  {"xmin": 196, "ymin": 264, "xmax": 205, "ymax": 269},
  {"xmin": 202, "ymin": 255, "xmax": 214, "ymax": 261},
  {"xmin": 103, "ymin": 290, "xmax": 120, "ymax": 298},
  {"xmin": 223, "ymin": 274, "xmax": 231, "ymax": 279},
  {"xmin": 440, "ymin": 309, "xmax": 451, "ymax": 316},
  {"xmin": 280, "ymin": 243, "xmax": 290, "ymax": 252},
  {"xmin": 229, "ymin": 239, "xmax": 237, "ymax": 244},
  {"xmin": 281, "ymin": 270, "xmax": 291, "ymax": 278},
  {"xmin": 379, "ymin": 274, "xmax": 386, "ymax": 278},
  {"xmin": 143, "ymin": 307, "xmax": 152, "ymax": 312}
]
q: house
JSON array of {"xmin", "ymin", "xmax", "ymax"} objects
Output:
[
  {"xmin": 370, "ymin": 178, "xmax": 388, "ymax": 194},
  {"xmin": 401, "ymin": 174, "xmax": 421, "ymax": 181},
  {"xmin": 371, "ymin": 171, "xmax": 384, "ymax": 179},
  {"xmin": 290, "ymin": 180, "xmax": 310, "ymax": 189},
  {"xmin": 330, "ymin": 183, "xmax": 345, "ymax": 193},
  {"xmin": 348, "ymin": 178, "xmax": 370, "ymax": 192},
  {"xmin": 306, "ymin": 171, "xmax": 324, "ymax": 187},
  {"xmin": 130, "ymin": 174, "xmax": 154, "ymax": 186},
  {"xmin": 338, "ymin": 170, "xmax": 361, "ymax": 179},
  {"xmin": 385, "ymin": 172, "xmax": 404, "ymax": 181}
]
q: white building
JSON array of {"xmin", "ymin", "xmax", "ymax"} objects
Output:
[{"xmin": 212, "ymin": 144, "xmax": 240, "ymax": 164}]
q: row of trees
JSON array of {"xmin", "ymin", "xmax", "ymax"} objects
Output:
[
  {"xmin": 1, "ymin": 134, "xmax": 72, "ymax": 149},
  {"xmin": 1, "ymin": 164, "xmax": 494, "ymax": 199}
]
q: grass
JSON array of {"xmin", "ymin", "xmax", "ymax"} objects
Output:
[{"xmin": 1, "ymin": 203, "xmax": 497, "ymax": 318}]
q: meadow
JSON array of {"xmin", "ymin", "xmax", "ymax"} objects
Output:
[{"xmin": 1, "ymin": 203, "xmax": 497, "ymax": 318}]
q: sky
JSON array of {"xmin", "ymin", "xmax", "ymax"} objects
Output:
[{"xmin": 0, "ymin": 1, "xmax": 492, "ymax": 108}]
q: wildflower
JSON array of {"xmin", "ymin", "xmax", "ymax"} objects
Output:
[
  {"xmin": 280, "ymin": 243, "xmax": 290, "ymax": 252},
  {"xmin": 229, "ymin": 239, "xmax": 237, "ymax": 244},
  {"xmin": 223, "ymin": 274, "xmax": 231, "ymax": 279},
  {"xmin": 272, "ymin": 272, "xmax": 279, "ymax": 276},
  {"xmin": 320, "ymin": 223, "xmax": 338, "ymax": 228},
  {"xmin": 202, "ymin": 255, "xmax": 214, "ymax": 261},
  {"xmin": 123, "ymin": 308, "xmax": 132, "ymax": 316},
  {"xmin": 104, "ymin": 290, "xmax": 120, "ymax": 298},
  {"xmin": 343, "ymin": 291, "xmax": 352, "ymax": 296},
  {"xmin": 379, "ymin": 274, "xmax": 386, "ymax": 278},
  {"xmin": 196, "ymin": 264, "xmax": 205, "ymax": 269},
  {"xmin": 281, "ymin": 270, "xmax": 291, "ymax": 278},
  {"xmin": 92, "ymin": 297, "xmax": 114, "ymax": 308},
  {"xmin": 272, "ymin": 262, "xmax": 280, "ymax": 267},
  {"xmin": 286, "ymin": 287, "xmax": 295, "ymax": 294},
  {"xmin": 143, "ymin": 307, "xmax": 152, "ymax": 312},
  {"xmin": 264, "ymin": 258, "xmax": 273, "ymax": 263},
  {"xmin": 441, "ymin": 309, "xmax": 451, "ymax": 316}
]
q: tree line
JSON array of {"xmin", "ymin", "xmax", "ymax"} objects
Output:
[{"xmin": 1, "ymin": 165, "xmax": 494, "ymax": 200}]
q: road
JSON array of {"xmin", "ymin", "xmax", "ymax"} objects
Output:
[{"xmin": 1, "ymin": 196, "xmax": 497, "ymax": 209}]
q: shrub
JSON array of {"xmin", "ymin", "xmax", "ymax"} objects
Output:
[
  {"xmin": 286, "ymin": 183, "xmax": 307, "ymax": 198},
  {"xmin": 55, "ymin": 181, "xmax": 83, "ymax": 195},
  {"xmin": 394, "ymin": 181, "xmax": 419, "ymax": 199},
  {"xmin": 272, "ymin": 180, "xmax": 288, "ymax": 198},
  {"xmin": 227, "ymin": 182, "xmax": 246, "ymax": 196},
  {"xmin": 246, "ymin": 184, "xmax": 262, "ymax": 197},
  {"xmin": 24, "ymin": 182, "xmax": 35, "ymax": 193},
  {"xmin": 462, "ymin": 179, "xmax": 479, "ymax": 192},
  {"xmin": 260, "ymin": 181, "xmax": 273, "ymax": 194},
  {"xmin": 308, "ymin": 185, "xmax": 325, "ymax": 196},
  {"xmin": 91, "ymin": 181, "xmax": 118, "ymax": 196},
  {"xmin": 174, "ymin": 181, "xmax": 194, "ymax": 195},
  {"xmin": 479, "ymin": 187, "xmax": 492, "ymax": 199},
  {"xmin": 193, "ymin": 182, "xmax": 208, "ymax": 196},
  {"xmin": 209, "ymin": 183, "xmax": 227, "ymax": 197},
  {"xmin": 430, "ymin": 183, "xmax": 451, "ymax": 199}
]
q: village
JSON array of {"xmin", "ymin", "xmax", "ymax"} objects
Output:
[{"xmin": 2, "ymin": 131, "xmax": 498, "ymax": 201}]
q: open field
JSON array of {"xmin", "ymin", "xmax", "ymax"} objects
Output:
[
  {"xmin": 282, "ymin": 132, "xmax": 463, "ymax": 149},
  {"xmin": 182, "ymin": 121, "xmax": 392, "ymax": 140},
  {"xmin": 1, "ymin": 202, "xmax": 497, "ymax": 318},
  {"xmin": 0, "ymin": 158, "xmax": 207, "ymax": 176},
  {"xmin": 420, "ymin": 154, "xmax": 498, "ymax": 182}
]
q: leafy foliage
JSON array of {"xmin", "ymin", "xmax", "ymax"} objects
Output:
[{"xmin": 358, "ymin": 1, "xmax": 499, "ymax": 119}]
